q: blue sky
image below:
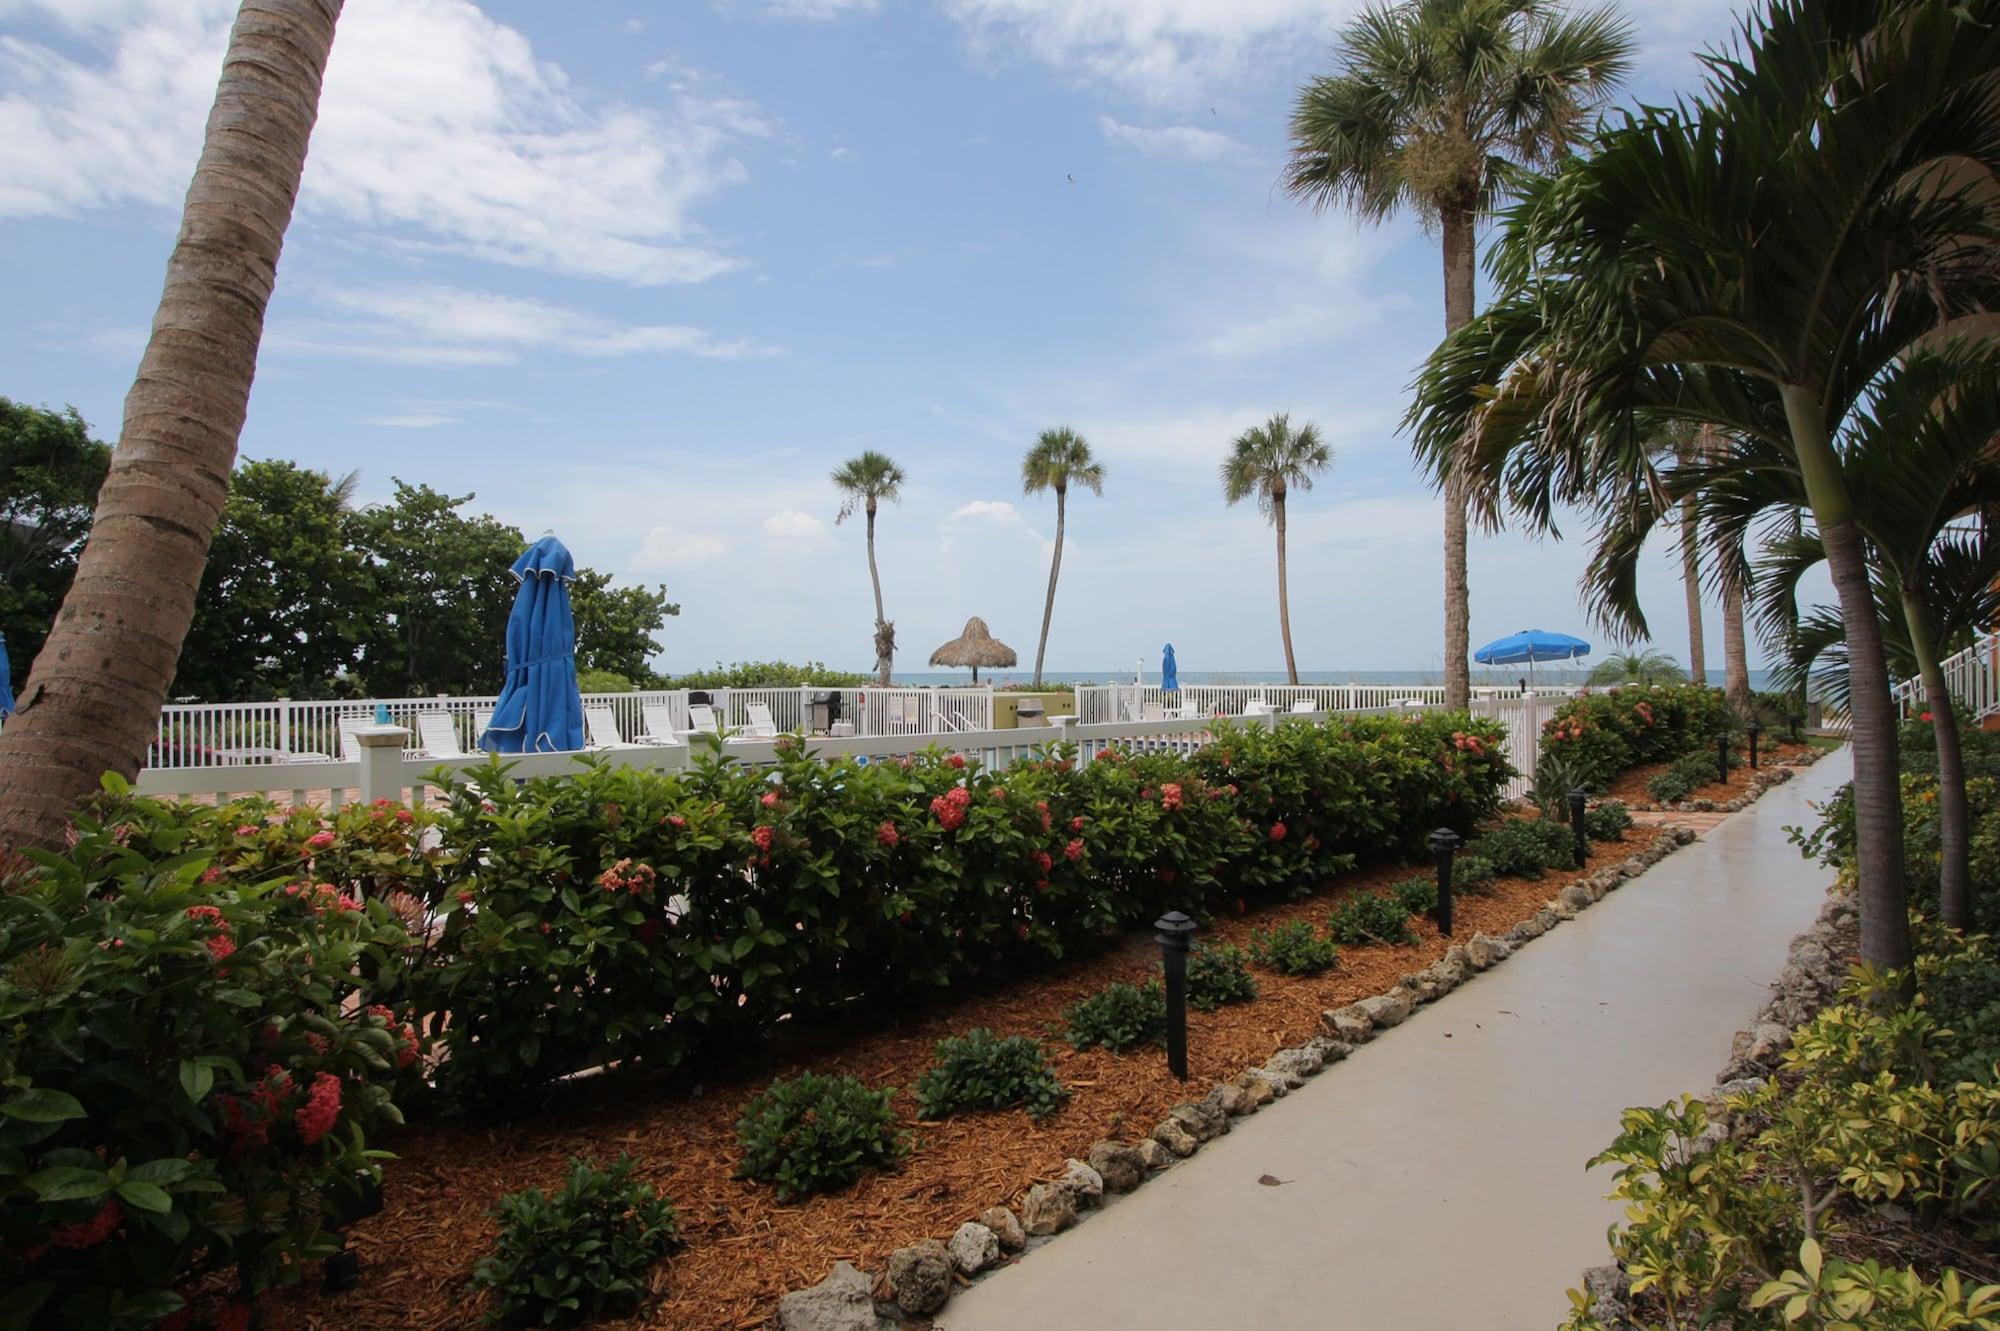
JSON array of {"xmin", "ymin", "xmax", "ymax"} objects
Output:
[{"xmin": 0, "ymin": 0, "xmax": 1810, "ymax": 678}]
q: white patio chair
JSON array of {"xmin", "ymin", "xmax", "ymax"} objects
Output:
[
  {"xmin": 635, "ymin": 703, "xmax": 683, "ymax": 746},
  {"xmin": 1141, "ymin": 700, "xmax": 1165, "ymax": 721},
  {"xmin": 743, "ymin": 702, "xmax": 779, "ymax": 738},
  {"xmin": 416, "ymin": 712, "xmax": 466, "ymax": 759},
  {"xmin": 687, "ymin": 703, "xmax": 722, "ymax": 736},
  {"xmin": 1242, "ymin": 698, "xmax": 1275, "ymax": 717},
  {"xmin": 584, "ymin": 705, "xmax": 629, "ymax": 750},
  {"xmin": 472, "ymin": 711, "xmax": 494, "ymax": 748},
  {"xmin": 1290, "ymin": 700, "xmax": 1318, "ymax": 714}
]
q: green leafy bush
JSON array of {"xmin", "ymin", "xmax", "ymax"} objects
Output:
[
  {"xmin": 471, "ymin": 1156, "xmax": 678, "ymax": 1327},
  {"xmin": 1246, "ymin": 919, "xmax": 1340, "ymax": 975},
  {"xmin": 1465, "ymin": 816, "xmax": 1573, "ymax": 879},
  {"xmin": 1533, "ymin": 749, "xmax": 1598, "ymax": 818},
  {"xmin": 1327, "ymin": 893, "xmax": 1415, "ymax": 947},
  {"xmin": 1186, "ymin": 943, "xmax": 1258, "ymax": 1010},
  {"xmin": 1647, "ymin": 746, "xmax": 1735, "ymax": 804},
  {"xmin": 661, "ymin": 660, "xmax": 868, "ymax": 689},
  {"xmin": 914, "ymin": 1029, "xmax": 1068, "ymax": 1120},
  {"xmin": 0, "ymin": 783, "xmax": 417, "ymax": 1331},
  {"xmin": 1585, "ymin": 800, "xmax": 1632, "ymax": 841},
  {"xmin": 734, "ymin": 1073, "xmax": 909, "ymax": 1200},
  {"xmin": 1542, "ymin": 684, "xmax": 1734, "ymax": 787},
  {"xmin": 1452, "ymin": 853, "xmax": 1497, "ymax": 892},
  {"xmin": 1389, "ymin": 874, "xmax": 1438, "ymax": 916},
  {"xmin": 1063, "ymin": 979, "xmax": 1167, "ymax": 1051}
]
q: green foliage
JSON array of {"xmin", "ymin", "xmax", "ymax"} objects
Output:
[
  {"xmin": 0, "ymin": 398, "xmax": 110, "ymax": 673},
  {"xmin": 1452, "ymin": 853, "xmax": 1497, "ymax": 892},
  {"xmin": 1246, "ymin": 919, "xmax": 1340, "ymax": 976},
  {"xmin": 1585, "ymin": 800, "xmax": 1632, "ymax": 842},
  {"xmin": 0, "ymin": 781, "xmax": 418, "ymax": 1330},
  {"xmin": 1063, "ymin": 980, "xmax": 1167, "ymax": 1052},
  {"xmin": 1186, "ymin": 943, "xmax": 1258, "ymax": 1011},
  {"xmin": 1647, "ymin": 746, "xmax": 1736, "ymax": 805},
  {"xmin": 1327, "ymin": 892, "xmax": 1415, "ymax": 947},
  {"xmin": 661, "ymin": 661, "xmax": 870, "ymax": 689},
  {"xmin": 734, "ymin": 1073, "xmax": 909, "ymax": 1200},
  {"xmin": 1900, "ymin": 714, "xmax": 2000, "ymax": 785},
  {"xmin": 1389, "ymin": 873, "xmax": 1438, "ymax": 916},
  {"xmin": 1542, "ymin": 685, "xmax": 1734, "ymax": 788},
  {"xmin": 1587, "ymin": 650, "xmax": 1686, "ymax": 687},
  {"xmin": 914, "ymin": 1029, "xmax": 1068, "ymax": 1120},
  {"xmin": 1464, "ymin": 815, "xmax": 1572, "ymax": 879},
  {"xmin": 471, "ymin": 1156, "xmax": 678, "ymax": 1327},
  {"xmin": 575, "ymin": 669, "xmax": 635, "ymax": 695},
  {"xmin": 1533, "ymin": 748, "xmax": 1598, "ymax": 818},
  {"xmin": 569, "ymin": 568, "xmax": 677, "ymax": 687}
]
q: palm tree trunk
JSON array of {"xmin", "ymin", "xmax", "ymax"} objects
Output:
[
  {"xmin": 865, "ymin": 501, "xmax": 890, "ymax": 687},
  {"xmin": 1785, "ymin": 385, "xmax": 1911, "ymax": 976},
  {"xmin": 1441, "ymin": 209, "xmax": 1476, "ymax": 711},
  {"xmin": 1721, "ymin": 556, "xmax": 1752, "ymax": 718},
  {"xmin": 1033, "ymin": 487, "xmax": 1066, "ymax": 688},
  {"xmin": 1904, "ymin": 588, "xmax": 1970, "ymax": 928},
  {"xmin": 1681, "ymin": 496, "xmax": 1706, "ymax": 684},
  {"xmin": 0, "ymin": 0, "xmax": 342, "ymax": 850},
  {"xmin": 1275, "ymin": 493, "xmax": 1298, "ymax": 686}
]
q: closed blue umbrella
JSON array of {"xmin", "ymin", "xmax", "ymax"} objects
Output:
[
  {"xmin": 1473, "ymin": 628, "xmax": 1591, "ymax": 692},
  {"xmin": 0, "ymin": 631, "xmax": 12, "ymax": 718},
  {"xmin": 1160, "ymin": 643, "xmax": 1179, "ymax": 693},
  {"xmin": 481, "ymin": 536, "xmax": 585, "ymax": 753}
]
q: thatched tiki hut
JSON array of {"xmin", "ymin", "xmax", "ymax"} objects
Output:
[{"xmin": 929, "ymin": 617, "xmax": 1016, "ymax": 683}]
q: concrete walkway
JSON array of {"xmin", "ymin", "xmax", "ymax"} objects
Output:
[{"xmin": 940, "ymin": 751, "xmax": 1850, "ymax": 1331}]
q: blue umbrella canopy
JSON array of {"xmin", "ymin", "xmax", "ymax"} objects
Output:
[
  {"xmin": 0, "ymin": 631, "xmax": 12, "ymax": 718},
  {"xmin": 1161, "ymin": 643, "xmax": 1179, "ymax": 693},
  {"xmin": 481, "ymin": 536, "xmax": 585, "ymax": 753},
  {"xmin": 1473, "ymin": 629, "xmax": 1591, "ymax": 666}
]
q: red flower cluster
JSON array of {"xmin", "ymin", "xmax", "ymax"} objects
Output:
[
  {"xmin": 1064, "ymin": 838, "xmax": 1084, "ymax": 862},
  {"xmin": 295, "ymin": 1072, "xmax": 342, "ymax": 1145},
  {"xmin": 1036, "ymin": 800, "xmax": 1052, "ymax": 830},
  {"xmin": 1269, "ymin": 822, "xmax": 1288, "ymax": 842},
  {"xmin": 1920, "ymin": 711, "xmax": 1935, "ymax": 723},
  {"xmin": 234, "ymin": 824, "xmax": 259, "ymax": 837},
  {"xmin": 761, "ymin": 790, "xmax": 782, "ymax": 809},
  {"xmin": 1160, "ymin": 782, "xmax": 1184, "ymax": 812},
  {"xmin": 665, "ymin": 813, "xmax": 688, "ymax": 829},
  {"xmin": 989, "ymin": 787, "xmax": 1007, "ymax": 801},
  {"xmin": 1450, "ymin": 731, "xmax": 1486, "ymax": 755},
  {"xmin": 284, "ymin": 881, "xmax": 361, "ymax": 915},
  {"xmin": 1070, "ymin": 815, "xmax": 1086, "ymax": 832},
  {"xmin": 876, "ymin": 821, "xmax": 900, "ymax": 848},
  {"xmin": 51, "ymin": 1197, "xmax": 123, "ymax": 1250},
  {"xmin": 1633, "ymin": 701, "xmax": 1654, "ymax": 726},
  {"xmin": 367, "ymin": 1004, "xmax": 421, "ymax": 1068},
  {"xmin": 930, "ymin": 785, "xmax": 972, "ymax": 831},
  {"xmin": 185, "ymin": 904, "xmax": 235, "ymax": 962},
  {"xmin": 947, "ymin": 753, "xmax": 967, "ymax": 770},
  {"xmin": 750, "ymin": 825, "xmax": 776, "ymax": 852},
  {"xmin": 305, "ymin": 830, "xmax": 336, "ymax": 851},
  {"xmin": 1033, "ymin": 850, "xmax": 1054, "ymax": 875},
  {"xmin": 596, "ymin": 858, "xmax": 658, "ymax": 894}
]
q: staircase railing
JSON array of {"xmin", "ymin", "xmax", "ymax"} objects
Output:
[{"xmin": 1892, "ymin": 629, "xmax": 2000, "ymax": 721}]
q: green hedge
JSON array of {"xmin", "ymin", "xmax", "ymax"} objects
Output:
[{"xmin": 1540, "ymin": 684, "xmax": 1735, "ymax": 789}]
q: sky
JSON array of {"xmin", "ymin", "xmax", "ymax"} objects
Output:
[{"xmin": 0, "ymin": 0, "xmax": 1818, "ymax": 679}]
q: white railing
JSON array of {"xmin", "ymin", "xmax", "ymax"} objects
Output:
[
  {"xmin": 133, "ymin": 697, "xmax": 1558, "ymax": 811},
  {"xmin": 1891, "ymin": 630, "xmax": 2000, "ymax": 722},
  {"xmin": 145, "ymin": 686, "xmax": 995, "ymax": 770},
  {"xmin": 1073, "ymin": 682, "xmax": 1575, "ymax": 724}
]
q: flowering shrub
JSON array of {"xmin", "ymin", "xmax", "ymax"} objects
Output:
[
  {"xmin": 0, "ymin": 782, "xmax": 417, "ymax": 1330},
  {"xmin": 471, "ymin": 1155, "xmax": 678, "ymax": 1327},
  {"xmin": 734, "ymin": 1073, "xmax": 909, "ymax": 1200},
  {"xmin": 1541, "ymin": 684, "xmax": 1735, "ymax": 787},
  {"xmin": 914, "ymin": 1029, "xmax": 1069, "ymax": 1120}
]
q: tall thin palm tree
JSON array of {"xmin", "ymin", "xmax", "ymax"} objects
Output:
[
  {"xmin": 0, "ymin": 0, "xmax": 344, "ymax": 849},
  {"xmin": 832, "ymin": 451, "xmax": 906, "ymax": 687},
  {"xmin": 1020, "ymin": 428, "xmax": 1104, "ymax": 689},
  {"xmin": 1222, "ymin": 414, "xmax": 1331, "ymax": 686},
  {"xmin": 1701, "ymin": 426, "xmax": 1755, "ymax": 718},
  {"xmin": 1586, "ymin": 649, "xmax": 1685, "ymax": 687},
  {"xmin": 1285, "ymin": 0, "xmax": 1631, "ymax": 711},
  {"xmin": 1650, "ymin": 420, "xmax": 1708, "ymax": 684}
]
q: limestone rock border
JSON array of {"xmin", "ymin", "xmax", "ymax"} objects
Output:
[{"xmin": 775, "ymin": 772, "xmax": 1814, "ymax": 1328}]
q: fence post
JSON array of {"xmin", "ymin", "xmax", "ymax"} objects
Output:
[
  {"xmin": 355, "ymin": 725, "xmax": 410, "ymax": 805},
  {"xmin": 277, "ymin": 698, "xmax": 291, "ymax": 758}
]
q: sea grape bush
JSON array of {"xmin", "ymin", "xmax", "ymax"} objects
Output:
[
  {"xmin": 0, "ymin": 782, "xmax": 417, "ymax": 1331},
  {"xmin": 471, "ymin": 1155, "xmax": 679, "ymax": 1327},
  {"xmin": 1063, "ymin": 979, "xmax": 1168, "ymax": 1051},
  {"xmin": 734, "ymin": 1073, "xmax": 909, "ymax": 1200},
  {"xmin": 915, "ymin": 1029, "xmax": 1069, "ymax": 1120},
  {"xmin": 1246, "ymin": 919, "xmax": 1340, "ymax": 976},
  {"xmin": 1540, "ymin": 685, "xmax": 1735, "ymax": 788},
  {"xmin": 1185, "ymin": 943, "xmax": 1258, "ymax": 1011}
]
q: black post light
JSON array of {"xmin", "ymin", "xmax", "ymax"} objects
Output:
[
  {"xmin": 1429, "ymin": 829, "xmax": 1460, "ymax": 936},
  {"xmin": 1155, "ymin": 911, "xmax": 1197, "ymax": 1080}
]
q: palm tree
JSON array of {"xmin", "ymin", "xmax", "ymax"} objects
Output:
[
  {"xmin": 1284, "ymin": 0, "xmax": 1631, "ymax": 711},
  {"xmin": 1020, "ymin": 428, "xmax": 1104, "ymax": 689},
  {"xmin": 1587, "ymin": 649, "xmax": 1685, "ymax": 687},
  {"xmin": 1407, "ymin": 0, "xmax": 2000, "ymax": 974},
  {"xmin": 0, "ymin": 0, "xmax": 344, "ymax": 850},
  {"xmin": 1650, "ymin": 420, "xmax": 1708, "ymax": 686},
  {"xmin": 1222, "ymin": 414, "xmax": 1331, "ymax": 686},
  {"xmin": 832, "ymin": 451, "xmax": 906, "ymax": 687}
]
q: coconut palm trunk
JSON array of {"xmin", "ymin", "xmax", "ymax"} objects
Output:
[
  {"xmin": 1441, "ymin": 209, "xmax": 1476, "ymax": 710},
  {"xmin": 1721, "ymin": 562, "xmax": 1752, "ymax": 717},
  {"xmin": 1033, "ymin": 486, "xmax": 1066, "ymax": 688},
  {"xmin": 0, "ymin": 0, "xmax": 342, "ymax": 850},
  {"xmin": 1681, "ymin": 497, "xmax": 1706, "ymax": 684},
  {"xmin": 1904, "ymin": 588, "xmax": 1971, "ymax": 928},
  {"xmin": 1274, "ymin": 487, "xmax": 1299, "ymax": 685},
  {"xmin": 865, "ymin": 499, "xmax": 891, "ymax": 686},
  {"xmin": 1785, "ymin": 387, "xmax": 1911, "ymax": 976}
]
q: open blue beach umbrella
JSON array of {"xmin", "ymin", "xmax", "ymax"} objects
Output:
[
  {"xmin": 481, "ymin": 536, "xmax": 585, "ymax": 753},
  {"xmin": 0, "ymin": 631, "xmax": 13, "ymax": 718},
  {"xmin": 1160, "ymin": 643, "xmax": 1179, "ymax": 693},
  {"xmin": 1474, "ymin": 628, "xmax": 1590, "ymax": 691}
]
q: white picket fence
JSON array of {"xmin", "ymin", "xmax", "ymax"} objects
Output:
[
  {"xmin": 133, "ymin": 697, "xmax": 1555, "ymax": 809},
  {"xmin": 1073, "ymin": 682, "xmax": 1575, "ymax": 724}
]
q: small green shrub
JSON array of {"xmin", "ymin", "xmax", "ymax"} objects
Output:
[
  {"xmin": 1648, "ymin": 747, "xmax": 1735, "ymax": 804},
  {"xmin": 1466, "ymin": 816, "xmax": 1573, "ymax": 878},
  {"xmin": 1328, "ymin": 893, "xmax": 1415, "ymax": 947},
  {"xmin": 735, "ymin": 1073, "xmax": 909, "ymax": 1200},
  {"xmin": 1247, "ymin": 919, "xmax": 1340, "ymax": 975},
  {"xmin": 1585, "ymin": 800, "xmax": 1632, "ymax": 841},
  {"xmin": 1533, "ymin": 749, "xmax": 1598, "ymax": 819},
  {"xmin": 1186, "ymin": 943, "xmax": 1259, "ymax": 1010},
  {"xmin": 914, "ymin": 1029, "xmax": 1068, "ymax": 1120},
  {"xmin": 1389, "ymin": 874, "xmax": 1438, "ymax": 916},
  {"xmin": 1063, "ymin": 979, "xmax": 1167, "ymax": 1051},
  {"xmin": 1452, "ymin": 853, "xmax": 1496, "ymax": 892},
  {"xmin": 471, "ymin": 1156, "xmax": 678, "ymax": 1327}
]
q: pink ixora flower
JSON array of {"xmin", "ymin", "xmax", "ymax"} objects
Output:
[
  {"xmin": 234, "ymin": 824, "xmax": 258, "ymax": 837},
  {"xmin": 751, "ymin": 825, "xmax": 776, "ymax": 852},
  {"xmin": 295, "ymin": 1072, "xmax": 342, "ymax": 1144},
  {"xmin": 1269, "ymin": 822, "xmax": 1288, "ymax": 842},
  {"xmin": 876, "ymin": 821, "xmax": 900, "ymax": 848},
  {"xmin": 761, "ymin": 790, "xmax": 781, "ymax": 809},
  {"xmin": 1064, "ymin": 838, "xmax": 1084, "ymax": 862},
  {"xmin": 1071, "ymin": 815, "xmax": 1086, "ymax": 831},
  {"xmin": 1160, "ymin": 783, "xmax": 1183, "ymax": 812},
  {"xmin": 947, "ymin": 754, "xmax": 966, "ymax": 770},
  {"xmin": 305, "ymin": 830, "xmax": 336, "ymax": 851}
]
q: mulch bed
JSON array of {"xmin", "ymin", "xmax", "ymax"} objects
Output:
[
  {"xmin": 1606, "ymin": 740, "xmax": 1817, "ymax": 808},
  {"xmin": 285, "ymin": 820, "xmax": 1665, "ymax": 1331}
]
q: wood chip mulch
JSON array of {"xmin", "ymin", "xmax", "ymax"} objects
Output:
[
  {"xmin": 1605, "ymin": 740, "xmax": 1818, "ymax": 808},
  {"xmin": 283, "ymin": 820, "xmax": 1665, "ymax": 1331}
]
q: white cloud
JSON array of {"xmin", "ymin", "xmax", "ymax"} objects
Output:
[
  {"xmin": 829, "ymin": 145, "xmax": 856, "ymax": 160},
  {"xmin": 1098, "ymin": 115, "xmax": 1240, "ymax": 162},
  {"xmin": 757, "ymin": 0, "xmax": 880, "ymax": 17},
  {"xmin": 0, "ymin": 0, "xmax": 774, "ymax": 284},
  {"xmin": 275, "ymin": 284, "xmax": 782, "ymax": 366},
  {"xmin": 360, "ymin": 413, "xmax": 458, "ymax": 429},
  {"xmin": 761, "ymin": 509, "xmax": 831, "ymax": 542},
  {"xmin": 632, "ymin": 524, "xmax": 732, "ymax": 572},
  {"xmin": 947, "ymin": 500, "xmax": 1034, "ymax": 531}
]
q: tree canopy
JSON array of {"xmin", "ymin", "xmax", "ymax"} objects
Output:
[{"xmin": 0, "ymin": 399, "xmax": 112, "ymax": 671}]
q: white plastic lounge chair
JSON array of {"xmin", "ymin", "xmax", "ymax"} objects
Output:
[
  {"xmin": 1290, "ymin": 700, "xmax": 1317, "ymax": 714},
  {"xmin": 472, "ymin": 711, "xmax": 493, "ymax": 747},
  {"xmin": 743, "ymin": 702, "xmax": 779, "ymax": 738},
  {"xmin": 584, "ymin": 705, "xmax": 628, "ymax": 750},
  {"xmin": 635, "ymin": 703, "xmax": 683, "ymax": 746},
  {"xmin": 1242, "ymin": 698, "xmax": 1275, "ymax": 717},
  {"xmin": 337, "ymin": 717, "xmax": 367, "ymax": 762},
  {"xmin": 687, "ymin": 703, "xmax": 722, "ymax": 736},
  {"xmin": 416, "ymin": 712, "xmax": 466, "ymax": 759},
  {"xmin": 1141, "ymin": 700, "xmax": 1165, "ymax": 721}
]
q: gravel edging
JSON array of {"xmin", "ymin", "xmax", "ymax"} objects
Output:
[{"xmin": 775, "ymin": 765, "xmax": 1817, "ymax": 1330}]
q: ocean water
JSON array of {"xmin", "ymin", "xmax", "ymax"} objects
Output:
[{"xmin": 890, "ymin": 668, "xmax": 1777, "ymax": 689}]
